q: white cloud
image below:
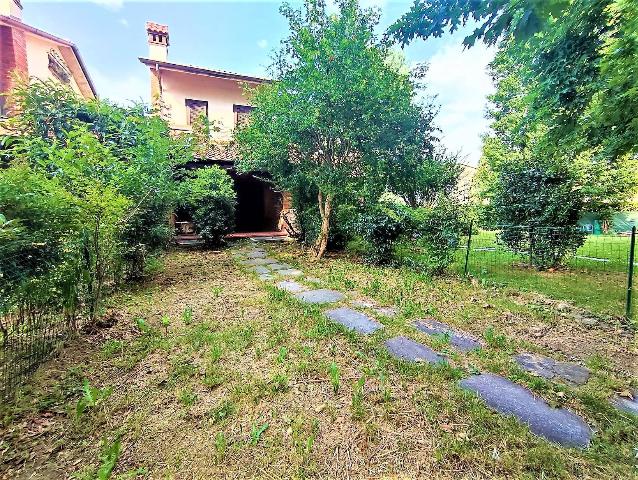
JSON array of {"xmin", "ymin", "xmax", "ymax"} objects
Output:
[
  {"xmin": 424, "ymin": 43, "xmax": 496, "ymax": 166},
  {"xmin": 89, "ymin": 66, "xmax": 148, "ymax": 106},
  {"xmin": 118, "ymin": 18, "xmax": 129, "ymax": 28},
  {"xmin": 90, "ymin": 0, "xmax": 123, "ymax": 11},
  {"xmin": 257, "ymin": 39, "xmax": 268, "ymax": 49}
]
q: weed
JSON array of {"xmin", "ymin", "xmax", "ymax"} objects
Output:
[
  {"xmin": 169, "ymin": 356, "xmax": 197, "ymax": 384},
  {"xmin": 101, "ymin": 340, "xmax": 123, "ymax": 358},
  {"xmin": 269, "ymin": 372, "xmax": 290, "ymax": 394},
  {"xmin": 484, "ymin": 326, "xmax": 507, "ymax": 349},
  {"xmin": 95, "ymin": 436, "xmax": 121, "ymax": 480},
  {"xmin": 291, "ymin": 416, "xmax": 319, "ymax": 471},
  {"xmin": 276, "ymin": 346, "xmax": 288, "ymax": 364},
  {"xmin": 209, "ymin": 343, "xmax": 223, "ymax": 363},
  {"xmin": 351, "ymin": 376, "xmax": 366, "ymax": 420},
  {"xmin": 75, "ymin": 380, "xmax": 113, "ymax": 418},
  {"xmin": 161, "ymin": 315, "xmax": 170, "ymax": 335},
  {"xmin": 249, "ymin": 422, "xmax": 269, "ymax": 445},
  {"xmin": 135, "ymin": 318, "xmax": 151, "ymax": 334},
  {"xmin": 214, "ymin": 431, "xmax": 227, "ymax": 462},
  {"xmin": 208, "ymin": 400, "xmax": 236, "ymax": 424},
  {"xmin": 182, "ymin": 306, "xmax": 193, "ymax": 325},
  {"xmin": 211, "ymin": 286, "xmax": 223, "ymax": 298},
  {"xmin": 203, "ymin": 363, "xmax": 227, "ymax": 389},
  {"xmin": 327, "ymin": 362, "xmax": 340, "ymax": 394},
  {"xmin": 178, "ymin": 388, "xmax": 198, "ymax": 407}
]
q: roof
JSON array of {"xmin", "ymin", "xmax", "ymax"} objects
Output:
[
  {"xmin": 0, "ymin": 15, "xmax": 97, "ymax": 98},
  {"xmin": 145, "ymin": 21, "xmax": 168, "ymax": 35},
  {"xmin": 138, "ymin": 57, "xmax": 271, "ymax": 85},
  {"xmin": 195, "ymin": 140, "xmax": 239, "ymax": 162}
]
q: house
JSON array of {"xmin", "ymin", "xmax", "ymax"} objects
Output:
[
  {"xmin": 139, "ymin": 22, "xmax": 291, "ymax": 237},
  {"xmin": 0, "ymin": 0, "xmax": 96, "ymax": 116}
]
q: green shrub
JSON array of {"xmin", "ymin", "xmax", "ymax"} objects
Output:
[
  {"xmin": 356, "ymin": 202, "xmax": 409, "ymax": 265},
  {"xmin": 404, "ymin": 197, "xmax": 466, "ymax": 274},
  {"xmin": 182, "ymin": 166, "xmax": 236, "ymax": 247}
]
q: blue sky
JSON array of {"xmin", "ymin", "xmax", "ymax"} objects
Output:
[{"xmin": 23, "ymin": 0, "xmax": 495, "ymax": 165}]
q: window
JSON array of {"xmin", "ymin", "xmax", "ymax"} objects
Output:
[
  {"xmin": 185, "ymin": 99, "xmax": 208, "ymax": 125},
  {"xmin": 233, "ymin": 104, "xmax": 254, "ymax": 127},
  {"xmin": 48, "ymin": 50, "xmax": 71, "ymax": 84}
]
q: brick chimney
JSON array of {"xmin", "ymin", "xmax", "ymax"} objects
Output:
[
  {"xmin": 0, "ymin": 0, "xmax": 23, "ymax": 19},
  {"xmin": 146, "ymin": 21, "xmax": 169, "ymax": 62},
  {"xmin": 0, "ymin": 0, "xmax": 27, "ymax": 115}
]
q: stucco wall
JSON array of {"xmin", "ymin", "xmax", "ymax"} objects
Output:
[
  {"xmin": 160, "ymin": 69, "xmax": 259, "ymax": 139},
  {"xmin": 25, "ymin": 34, "xmax": 82, "ymax": 95}
]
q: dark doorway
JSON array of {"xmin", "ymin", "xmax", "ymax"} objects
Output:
[{"xmin": 232, "ymin": 172, "xmax": 283, "ymax": 233}]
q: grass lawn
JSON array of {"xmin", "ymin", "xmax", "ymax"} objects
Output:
[
  {"xmin": 0, "ymin": 245, "xmax": 636, "ymax": 479},
  {"xmin": 443, "ymin": 231, "xmax": 634, "ymax": 319}
]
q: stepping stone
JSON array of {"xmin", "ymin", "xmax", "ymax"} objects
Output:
[
  {"xmin": 243, "ymin": 258, "xmax": 277, "ymax": 266},
  {"xmin": 459, "ymin": 373, "xmax": 592, "ymax": 448},
  {"xmin": 514, "ymin": 353, "xmax": 590, "ymax": 385},
  {"xmin": 246, "ymin": 251, "xmax": 267, "ymax": 258},
  {"xmin": 268, "ymin": 263, "xmax": 292, "ymax": 271},
  {"xmin": 295, "ymin": 289, "xmax": 345, "ymax": 304},
  {"xmin": 611, "ymin": 389, "xmax": 638, "ymax": 416},
  {"xmin": 325, "ymin": 307, "xmax": 383, "ymax": 334},
  {"xmin": 413, "ymin": 319, "xmax": 482, "ymax": 352},
  {"xmin": 278, "ymin": 269, "xmax": 304, "ymax": 277},
  {"xmin": 276, "ymin": 280, "xmax": 307, "ymax": 293},
  {"xmin": 259, "ymin": 274, "xmax": 274, "ymax": 281},
  {"xmin": 385, "ymin": 336, "xmax": 445, "ymax": 364},
  {"xmin": 252, "ymin": 266, "xmax": 271, "ymax": 275},
  {"xmin": 305, "ymin": 277, "xmax": 322, "ymax": 284}
]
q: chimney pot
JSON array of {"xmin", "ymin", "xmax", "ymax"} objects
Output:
[{"xmin": 146, "ymin": 21, "xmax": 169, "ymax": 61}]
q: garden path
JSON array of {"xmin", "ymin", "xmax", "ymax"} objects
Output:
[{"xmin": 233, "ymin": 243, "xmax": 636, "ymax": 450}]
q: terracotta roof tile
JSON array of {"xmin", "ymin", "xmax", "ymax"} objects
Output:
[{"xmin": 145, "ymin": 22, "xmax": 168, "ymax": 34}]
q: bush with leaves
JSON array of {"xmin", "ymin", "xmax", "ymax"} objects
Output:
[
  {"xmin": 181, "ymin": 166, "xmax": 236, "ymax": 247},
  {"xmin": 489, "ymin": 160, "xmax": 586, "ymax": 268},
  {"xmin": 3, "ymin": 78, "xmax": 186, "ymax": 279},
  {"xmin": 0, "ymin": 78, "xmax": 186, "ymax": 326},
  {"xmin": 406, "ymin": 197, "xmax": 466, "ymax": 274},
  {"xmin": 356, "ymin": 202, "xmax": 410, "ymax": 265}
]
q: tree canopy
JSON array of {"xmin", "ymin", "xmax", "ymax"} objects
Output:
[
  {"xmin": 235, "ymin": 0, "xmax": 427, "ymax": 257},
  {"xmin": 390, "ymin": 0, "xmax": 638, "ymax": 229}
]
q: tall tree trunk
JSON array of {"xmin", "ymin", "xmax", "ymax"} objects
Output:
[{"xmin": 314, "ymin": 191, "xmax": 333, "ymax": 259}]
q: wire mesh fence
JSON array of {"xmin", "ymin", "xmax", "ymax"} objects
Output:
[
  {"xmin": 0, "ymin": 246, "xmax": 88, "ymax": 401},
  {"xmin": 452, "ymin": 224, "xmax": 637, "ymax": 319}
]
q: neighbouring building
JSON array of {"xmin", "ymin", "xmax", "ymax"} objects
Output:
[
  {"xmin": 139, "ymin": 21, "xmax": 291, "ymax": 237},
  {"xmin": 0, "ymin": 0, "xmax": 96, "ymax": 116}
]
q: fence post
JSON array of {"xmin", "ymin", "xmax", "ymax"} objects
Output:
[
  {"xmin": 464, "ymin": 219, "xmax": 473, "ymax": 276},
  {"xmin": 528, "ymin": 224, "xmax": 535, "ymax": 268},
  {"xmin": 626, "ymin": 226, "xmax": 636, "ymax": 321}
]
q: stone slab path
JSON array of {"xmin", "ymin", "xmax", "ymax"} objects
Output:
[
  {"xmin": 325, "ymin": 307, "xmax": 383, "ymax": 334},
  {"xmin": 277, "ymin": 268, "xmax": 304, "ymax": 277},
  {"xmin": 232, "ymin": 244, "xmax": 609, "ymax": 449},
  {"xmin": 611, "ymin": 389, "xmax": 638, "ymax": 416},
  {"xmin": 460, "ymin": 373, "xmax": 592, "ymax": 448},
  {"xmin": 276, "ymin": 280, "xmax": 307, "ymax": 293},
  {"xmin": 514, "ymin": 353, "xmax": 590, "ymax": 385},
  {"xmin": 385, "ymin": 336, "xmax": 445, "ymax": 364},
  {"xmin": 413, "ymin": 319, "xmax": 483, "ymax": 352},
  {"xmin": 295, "ymin": 289, "xmax": 345, "ymax": 304}
]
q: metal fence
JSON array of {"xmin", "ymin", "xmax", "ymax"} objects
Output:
[
  {"xmin": 0, "ymin": 247, "xmax": 87, "ymax": 401},
  {"xmin": 454, "ymin": 224, "xmax": 637, "ymax": 320}
]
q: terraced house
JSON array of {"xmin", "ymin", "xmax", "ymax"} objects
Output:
[
  {"xmin": 0, "ymin": 0, "xmax": 96, "ymax": 116},
  {"xmin": 140, "ymin": 22, "xmax": 291, "ymax": 238}
]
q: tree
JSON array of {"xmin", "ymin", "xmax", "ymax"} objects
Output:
[
  {"xmin": 391, "ymin": 0, "xmax": 638, "ymax": 230},
  {"xmin": 235, "ymin": 0, "xmax": 420, "ymax": 258},
  {"xmin": 181, "ymin": 166, "xmax": 236, "ymax": 247}
]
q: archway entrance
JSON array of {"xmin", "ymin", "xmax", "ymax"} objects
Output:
[{"xmin": 232, "ymin": 172, "xmax": 283, "ymax": 233}]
